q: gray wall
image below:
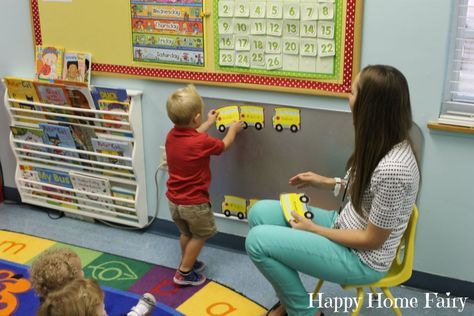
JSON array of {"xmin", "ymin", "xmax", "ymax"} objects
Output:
[{"xmin": 1, "ymin": 0, "xmax": 473, "ymax": 283}]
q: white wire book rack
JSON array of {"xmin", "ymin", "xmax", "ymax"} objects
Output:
[{"xmin": 3, "ymin": 84, "xmax": 149, "ymax": 228}]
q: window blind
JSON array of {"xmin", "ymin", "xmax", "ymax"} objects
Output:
[{"xmin": 440, "ymin": 0, "xmax": 474, "ymax": 127}]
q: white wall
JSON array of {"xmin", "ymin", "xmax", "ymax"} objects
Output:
[{"xmin": 1, "ymin": 0, "xmax": 473, "ymax": 283}]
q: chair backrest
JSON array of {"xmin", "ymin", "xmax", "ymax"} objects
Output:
[{"xmin": 390, "ymin": 205, "xmax": 419, "ymax": 280}]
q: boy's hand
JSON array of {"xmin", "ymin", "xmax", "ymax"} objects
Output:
[
  {"xmin": 207, "ymin": 110, "xmax": 218, "ymax": 124},
  {"xmin": 229, "ymin": 120, "xmax": 245, "ymax": 133}
]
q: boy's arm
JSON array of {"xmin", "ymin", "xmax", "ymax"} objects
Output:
[
  {"xmin": 196, "ymin": 110, "xmax": 218, "ymax": 133},
  {"xmin": 222, "ymin": 121, "xmax": 244, "ymax": 151}
]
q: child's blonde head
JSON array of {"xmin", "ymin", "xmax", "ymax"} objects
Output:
[
  {"xmin": 30, "ymin": 247, "xmax": 84, "ymax": 299},
  {"xmin": 37, "ymin": 278, "xmax": 106, "ymax": 316},
  {"xmin": 166, "ymin": 84, "xmax": 203, "ymax": 126}
]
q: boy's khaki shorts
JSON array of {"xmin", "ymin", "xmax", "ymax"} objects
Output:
[{"xmin": 169, "ymin": 201, "xmax": 217, "ymax": 239}]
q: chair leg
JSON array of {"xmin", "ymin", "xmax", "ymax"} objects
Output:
[
  {"xmin": 381, "ymin": 287, "xmax": 402, "ymax": 316},
  {"xmin": 313, "ymin": 279, "xmax": 324, "ymax": 295},
  {"xmin": 351, "ymin": 288, "xmax": 364, "ymax": 316}
]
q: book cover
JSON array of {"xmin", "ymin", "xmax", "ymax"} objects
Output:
[
  {"xmin": 64, "ymin": 84, "xmax": 95, "ymax": 111},
  {"xmin": 34, "ymin": 167, "xmax": 74, "ymax": 188},
  {"xmin": 10, "ymin": 102, "xmax": 45, "ymax": 124},
  {"xmin": 62, "ymin": 51, "xmax": 92, "ymax": 83},
  {"xmin": 70, "ymin": 171, "xmax": 113, "ymax": 212},
  {"xmin": 91, "ymin": 137, "xmax": 133, "ymax": 165},
  {"xmin": 39, "ymin": 123, "xmax": 79, "ymax": 158},
  {"xmin": 111, "ymin": 186, "xmax": 136, "ymax": 215},
  {"xmin": 3, "ymin": 77, "xmax": 40, "ymax": 102},
  {"xmin": 33, "ymin": 81, "xmax": 70, "ymax": 105},
  {"xmin": 10, "ymin": 125, "xmax": 45, "ymax": 154},
  {"xmin": 97, "ymin": 100, "xmax": 133, "ymax": 137},
  {"xmin": 91, "ymin": 86, "xmax": 128, "ymax": 109},
  {"xmin": 66, "ymin": 124, "xmax": 96, "ymax": 153},
  {"xmin": 19, "ymin": 165, "xmax": 43, "ymax": 196},
  {"xmin": 35, "ymin": 45, "xmax": 64, "ymax": 81}
]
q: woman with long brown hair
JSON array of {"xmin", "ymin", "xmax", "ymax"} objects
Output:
[{"xmin": 246, "ymin": 65, "xmax": 420, "ymax": 316}]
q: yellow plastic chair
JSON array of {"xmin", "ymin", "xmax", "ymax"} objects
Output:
[{"xmin": 313, "ymin": 205, "xmax": 419, "ymax": 316}]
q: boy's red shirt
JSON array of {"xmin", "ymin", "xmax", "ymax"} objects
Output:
[{"xmin": 165, "ymin": 126, "xmax": 224, "ymax": 205}]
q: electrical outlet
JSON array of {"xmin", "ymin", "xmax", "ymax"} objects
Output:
[{"xmin": 159, "ymin": 145, "xmax": 167, "ymax": 170}]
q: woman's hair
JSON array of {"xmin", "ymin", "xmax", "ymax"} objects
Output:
[
  {"xmin": 347, "ymin": 65, "xmax": 413, "ymax": 216},
  {"xmin": 30, "ymin": 248, "xmax": 83, "ymax": 299},
  {"xmin": 37, "ymin": 278, "xmax": 105, "ymax": 316}
]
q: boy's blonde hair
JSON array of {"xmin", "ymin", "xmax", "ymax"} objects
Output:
[
  {"xmin": 166, "ymin": 84, "xmax": 203, "ymax": 125},
  {"xmin": 30, "ymin": 247, "xmax": 83, "ymax": 299},
  {"xmin": 37, "ymin": 278, "xmax": 105, "ymax": 316}
]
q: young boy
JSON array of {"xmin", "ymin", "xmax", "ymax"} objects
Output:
[{"xmin": 165, "ymin": 84, "xmax": 243, "ymax": 286}]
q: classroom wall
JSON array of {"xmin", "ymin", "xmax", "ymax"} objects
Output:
[{"xmin": 1, "ymin": 0, "xmax": 473, "ymax": 283}]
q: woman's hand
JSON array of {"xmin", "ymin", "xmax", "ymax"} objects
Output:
[
  {"xmin": 289, "ymin": 211, "xmax": 318, "ymax": 233},
  {"xmin": 289, "ymin": 172, "xmax": 334, "ymax": 190}
]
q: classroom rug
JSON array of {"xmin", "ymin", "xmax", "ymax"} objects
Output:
[{"xmin": 0, "ymin": 230, "xmax": 266, "ymax": 316}]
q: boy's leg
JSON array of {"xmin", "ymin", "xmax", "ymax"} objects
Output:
[
  {"xmin": 246, "ymin": 225, "xmax": 384, "ymax": 316},
  {"xmin": 179, "ymin": 237, "xmax": 207, "ymax": 271},
  {"xmin": 180, "ymin": 234, "xmax": 191, "ymax": 255}
]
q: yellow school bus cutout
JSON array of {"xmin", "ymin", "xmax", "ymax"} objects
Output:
[
  {"xmin": 272, "ymin": 107, "xmax": 301, "ymax": 132},
  {"xmin": 216, "ymin": 105, "xmax": 240, "ymax": 132},
  {"xmin": 222, "ymin": 195, "xmax": 247, "ymax": 219},
  {"xmin": 240, "ymin": 106, "xmax": 264, "ymax": 130},
  {"xmin": 280, "ymin": 193, "xmax": 313, "ymax": 223}
]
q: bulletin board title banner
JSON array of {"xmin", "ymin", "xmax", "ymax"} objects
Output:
[{"xmin": 31, "ymin": 0, "xmax": 363, "ymax": 97}]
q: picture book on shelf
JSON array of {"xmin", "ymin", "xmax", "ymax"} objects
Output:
[
  {"xmin": 62, "ymin": 51, "xmax": 92, "ymax": 83},
  {"xmin": 97, "ymin": 99, "xmax": 132, "ymax": 137},
  {"xmin": 10, "ymin": 102, "xmax": 45, "ymax": 124},
  {"xmin": 111, "ymin": 186, "xmax": 136, "ymax": 215},
  {"xmin": 66, "ymin": 124, "xmax": 96, "ymax": 153},
  {"xmin": 19, "ymin": 165, "xmax": 43, "ymax": 196},
  {"xmin": 10, "ymin": 125, "xmax": 45, "ymax": 155},
  {"xmin": 40, "ymin": 123, "xmax": 79, "ymax": 158},
  {"xmin": 70, "ymin": 171, "xmax": 113, "ymax": 212},
  {"xmin": 34, "ymin": 167, "xmax": 74, "ymax": 189},
  {"xmin": 91, "ymin": 137, "xmax": 133, "ymax": 166},
  {"xmin": 91, "ymin": 86, "xmax": 128, "ymax": 109},
  {"xmin": 35, "ymin": 45, "xmax": 64, "ymax": 81},
  {"xmin": 3, "ymin": 77, "xmax": 40, "ymax": 102},
  {"xmin": 33, "ymin": 81, "xmax": 70, "ymax": 105}
]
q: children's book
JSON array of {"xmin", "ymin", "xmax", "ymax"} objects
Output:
[
  {"xmin": 35, "ymin": 45, "xmax": 64, "ymax": 81},
  {"xmin": 97, "ymin": 99, "xmax": 132, "ymax": 137},
  {"xmin": 9, "ymin": 102, "xmax": 45, "ymax": 124},
  {"xmin": 91, "ymin": 137, "xmax": 133, "ymax": 166},
  {"xmin": 33, "ymin": 167, "xmax": 77, "ymax": 209},
  {"xmin": 62, "ymin": 51, "xmax": 92, "ymax": 83},
  {"xmin": 33, "ymin": 81, "xmax": 70, "ymax": 105},
  {"xmin": 3, "ymin": 77, "xmax": 40, "ymax": 102},
  {"xmin": 10, "ymin": 125, "xmax": 45, "ymax": 155},
  {"xmin": 64, "ymin": 84, "xmax": 95, "ymax": 111},
  {"xmin": 19, "ymin": 165, "xmax": 43, "ymax": 196},
  {"xmin": 90, "ymin": 86, "xmax": 128, "ymax": 109},
  {"xmin": 111, "ymin": 186, "xmax": 136, "ymax": 215},
  {"xmin": 39, "ymin": 123, "xmax": 79, "ymax": 158},
  {"xmin": 70, "ymin": 171, "xmax": 113, "ymax": 212}
]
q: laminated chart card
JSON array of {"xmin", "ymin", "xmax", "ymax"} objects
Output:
[
  {"xmin": 215, "ymin": 0, "xmax": 339, "ymax": 78},
  {"xmin": 131, "ymin": 0, "xmax": 205, "ymax": 67}
]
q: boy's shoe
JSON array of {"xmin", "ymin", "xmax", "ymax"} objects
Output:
[
  {"xmin": 173, "ymin": 269, "xmax": 206, "ymax": 286},
  {"xmin": 193, "ymin": 260, "xmax": 206, "ymax": 273},
  {"xmin": 127, "ymin": 293, "xmax": 156, "ymax": 316}
]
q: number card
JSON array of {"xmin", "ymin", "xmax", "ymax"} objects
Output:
[
  {"xmin": 234, "ymin": 19, "xmax": 250, "ymax": 35},
  {"xmin": 219, "ymin": 1, "xmax": 235, "ymax": 17},
  {"xmin": 301, "ymin": 3, "xmax": 318, "ymax": 21},
  {"xmin": 265, "ymin": 54, "xmax": 283, "ymax": 70},
  {"xmin": 235, "ymin": 36, "xmax": 251, "ymax": 51},
  {"xmin": 283, "ymin": 21, "xmax": 300, "ymax": 37},
  {"xmin": 235, "ymin": 52, "xmax": 251, "ymax": 67},
  {"xmin": 267, "ymin": 20, "xmax": 283, "ymax": 36},
  {"xmin": 251, "ymin": 51, "xmax": 266, "ymax": 67},
  {"xmin": 267, "ymin": 2, "xmax": 283, "ymax": 19},
  {"xmin": 251, "ymin": 19, "xmax": 267, "ymax": 35},
  {"xmin": 250, "ymin": 2, "xmax": 266, "ymax": 18},
  {"xmin": 300, "ymin": 21, "xmax": 318, "ymax": 37},
  {"xmin": 319, "ymin": 3, "xmax": 334, "ymax": 20},
  {"xmin": 266, "ymin": 37, "xmax": 282, "ymax": 54},
  {"xmin": 318, "ymin": 21, "xmax": 335, "ymax": 39},
  {"xmin": 251, "ymin": 36, "xmax": 266, "ymax": 52},
  {"xmin": 234, "ymin": 2, "xmax": 250, "ymax": 17},
  {"xmin": 300, "ymin": 39, "xmax": 318, "ymax": 57},
  {"xmin": 220, "ymin": 50, "xmax": 235, "ymax": 66},
  {"xmin": 318, "ymin": 39, "xmax": 335, "ymax": 57},
  {"xmin": 283, "ymin": 37, "xmax": 299, "ymax": 55},
  {"xmin": 283, "ymin": 3, "xmax": 300, "ymax": 20},
  {"xmin": 219, "ymin": 19, "xmax": 234, "ymax": 34},
  {"xmin": 220, "ymin": 35, "xmax": 235, "ymax": 49}
]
